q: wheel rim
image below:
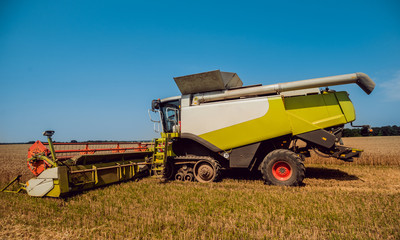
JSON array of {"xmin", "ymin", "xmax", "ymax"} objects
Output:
[
  {"xmin": 272, "ymin": 161, "xmax": 292, "ymax": 181},
  {"xmin": 195, "ymin": 162, "xmax": 215, "ymax": 183}
]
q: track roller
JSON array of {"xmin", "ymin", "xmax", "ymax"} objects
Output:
[
  {"xmin": 174, "ymin": 164, "xmax": 194, "ymax": 182},
  {"xmin": 175, "ymin": 172, "xmax": 184, "ymax": 181},
  {"xmin": 184, "ymin": 173, "xmax": 194, "ymax": 181}
]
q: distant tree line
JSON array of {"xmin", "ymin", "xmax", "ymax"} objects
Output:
[
  {"xmin": 17, "ymin": 140, "xmax": 152, "ymax": 145},
  {"xmin": 343, "ymin": 125, "xmax": 400, "ymax": 137},
  {"xmin": 3, "ymin": 126, "xmax": 400, "ymax": 145}
]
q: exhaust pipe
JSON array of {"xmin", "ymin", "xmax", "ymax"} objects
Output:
[{"xmin": 195, "ymin": 72, "xmax": 375, "ymax": 104}]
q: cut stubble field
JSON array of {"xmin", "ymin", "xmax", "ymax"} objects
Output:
[{"xmin": 0, "ymin": 136, "xmax": 399, "ymax": 239}]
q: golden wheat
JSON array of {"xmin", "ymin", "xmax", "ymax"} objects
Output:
[
  {"xmin": 0, "ymin": 137, "xmax": 399, "ymax": 239},
  {"xmin": 304, "ymin": 136, "xmax": 400, "ymax": 166}
]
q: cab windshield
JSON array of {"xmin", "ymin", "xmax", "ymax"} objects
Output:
[{"xmin": 160, "ymin": 100, "xmax": 180, "ymax": 133}]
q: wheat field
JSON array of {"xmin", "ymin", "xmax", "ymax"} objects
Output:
[
  {"xmin": 307, "ymin": 136, "xmax": 400, "ymax": 166},
  {"xmin": 0, "ymin": 137, "xmax": 399, "ymax": 239}
]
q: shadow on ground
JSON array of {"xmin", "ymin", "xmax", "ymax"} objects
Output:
[
  {"xmin": 222, "ymin": 169, "xmax": 263, "ymax": 181},
  {"xmin": 306, "ymin": 167, "xmax": 359, "ymax": 181},
  {"xmin": 222, "ymin": 167, "xmax": 359, "ymax": 182}
]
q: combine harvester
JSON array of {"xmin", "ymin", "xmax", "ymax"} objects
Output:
[{"xmin": 1, "ymin": 71, "xmax": 375, "ymax": 197}]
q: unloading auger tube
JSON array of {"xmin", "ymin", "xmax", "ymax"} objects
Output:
[{"xmin": 193, "ymin": 72, "xmax": 375, "ymax": 104}]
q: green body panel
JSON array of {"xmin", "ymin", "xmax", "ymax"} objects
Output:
[
  {"xmin": 45, "ymin": 166, "xmax": 69, "ymax": 197},
  {"xmin": 199, "ymin": 96, "xmax": 292, "ymax": 150},
  {"xmin": 284, "ymin": 92, "xmax": 349, "ymax": 135},
  {"xmin": 197, "ymin": 92, "xmax": 355, "ymax": 151},
  {"xmin": 335, "ymin": 91, "xmax": 356, "ymax": 122},
  {"xmin": 46, "ymin": 180, "xmax": 61, "ymax": 197}
]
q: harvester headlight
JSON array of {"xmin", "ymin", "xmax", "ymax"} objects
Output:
[{"xmin": 222, "ymin": 152, "xmax": 230, "ymax": 159}]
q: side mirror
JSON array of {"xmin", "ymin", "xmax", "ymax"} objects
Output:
[
  {"xmin": 152, "ymin": 99, "xmax": 160, "ymax": 110},
  {"xmin": 360, "ymin": 125, "xmax": 373, "ymax": 136},
  {"xmin": 351, "ymin": 123, "xmax": 373, "ymax": 137}
]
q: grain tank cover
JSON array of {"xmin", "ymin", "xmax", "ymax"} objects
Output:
[{"xmin": 174, "ymin": 70, "xmax": 243, "ymax": 95}]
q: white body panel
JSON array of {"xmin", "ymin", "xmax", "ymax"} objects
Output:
[
  {"xmin": 181, "ymin": 97, "xmax": 269, "ymax": 136},
  {"xmin": 26, "ymin": 167, "xmax": 58, "ymax": 197},
  {"xmin": 26, "ymin": 178, "xmax": 54, "ymax": 197},
  {"xmin": 36, "ymin": 167, "xmax": 59, "ymax": 179}
]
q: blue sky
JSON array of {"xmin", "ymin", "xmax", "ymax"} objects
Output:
[{"xmin": 0, "ymin": 0, "xmax": 399, "ymax": 142}]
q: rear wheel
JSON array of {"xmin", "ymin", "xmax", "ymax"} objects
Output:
[{"xmin": 261, "ymin": 149, "xmax": 305, "ymax": 186}]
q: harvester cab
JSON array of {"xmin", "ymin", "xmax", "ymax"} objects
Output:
[{"xmin": 151, "ymin": 99, "xmax": 180, "ymax": 134}]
